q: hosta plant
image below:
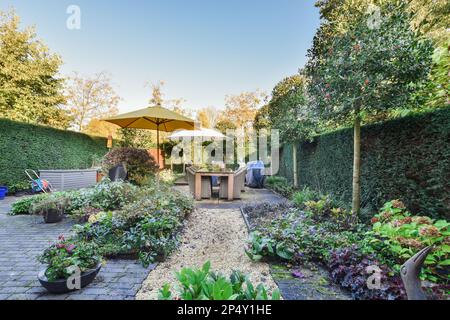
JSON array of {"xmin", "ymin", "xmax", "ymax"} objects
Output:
[{"xmin": 158, "ymin": 262, "xmax": 280, "ymax": 300}]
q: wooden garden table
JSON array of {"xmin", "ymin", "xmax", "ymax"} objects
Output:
[{"xmin": 194, "ymin": 169, "xmax": 235, "ymax": 201}]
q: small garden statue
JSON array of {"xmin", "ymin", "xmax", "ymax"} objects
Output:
[{"xmin": 400, "ymin": 246, "xmax": 433, "ymax": 300}]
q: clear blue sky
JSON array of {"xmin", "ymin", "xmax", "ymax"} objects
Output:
[{"xmin": 1, "ymin": 0, "xmax": 320, "ymax": 113}]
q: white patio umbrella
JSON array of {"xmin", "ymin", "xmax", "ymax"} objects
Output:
[
  {"xmin": 168, "ymin": 128, "xmax": 227, "ymax": 172},
  {"xmin": 168, "ymin": 128, "xmax": 226, "ymax": 140}
]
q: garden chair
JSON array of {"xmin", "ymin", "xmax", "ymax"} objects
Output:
[
  {"xmin": 108, "ymin": 164, "xmax": 127, "ymax": 182},
  {"xmin": 218, "ymin": 167, "xmax": 246, "ymax": 199},
  {"xmin": 186, "ymin": 166, "xmax": 212, "ymax": 199}
]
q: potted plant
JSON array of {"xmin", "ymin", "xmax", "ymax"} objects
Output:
[
  {"xmin": 31, "ymin": 194, "xmax": 68, "ymax": 223},
  {"xmin": 38, "ymin": 235, "xmax": 102, "ymax": 294}
]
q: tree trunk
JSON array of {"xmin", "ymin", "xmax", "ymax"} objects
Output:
[
  {"xmin": 352, "ymin": 114, "xmax": 361, "ymax": 216},
  {"xmin": 293, "ymin": 144, "xmax": 298, "ymax": 187}
]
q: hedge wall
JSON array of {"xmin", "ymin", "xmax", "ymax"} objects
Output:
[
  {"xmin": 279, "ymin": 108, "xmax": 450, "ymax": 219},
  {"xmin": 0, "ymin": 119, "xmax": 108, "ymax": 192}
]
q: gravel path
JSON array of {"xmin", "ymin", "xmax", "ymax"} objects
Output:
[{"xmin": 136, "ymin": 207, "xmax": 277, "ymax": 300}]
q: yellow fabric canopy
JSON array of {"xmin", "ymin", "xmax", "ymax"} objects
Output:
[
  {"xmin": 103, "ymin": 106, "xmax": 196, "ymax": 165},
  {"xmin": 103, "ymin": 106, "xmax": 196, "ymax": 131}
]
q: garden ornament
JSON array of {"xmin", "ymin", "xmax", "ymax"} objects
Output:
[{"xmin": 400, "ymin": 246, "xmax": 433, "ymax": 300}]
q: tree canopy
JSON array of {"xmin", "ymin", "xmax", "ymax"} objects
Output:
[
  {"xmin": 306, "ymin": 2, "xmax": 433, "ymax": 123},
  {"xmin": 0, "ymin": 10, "xmax": 68, "ymax": 128},
  {"xmin": 64, "ymin": 72, "xmax": 120, "ymax": 132}
]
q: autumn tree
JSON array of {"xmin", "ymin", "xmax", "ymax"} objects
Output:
[
  {"xmin": 0, "ymin": 10, "xmax": 69, "ymax": 128},
  {"xmin": 218, "ymin": 90, "xmax": 267, "ymax": 130},
  {"xmin": 64, "ymin": 72, "xmax": 120, "ymax": 132},
  {"xmin": 253, "ymin": 104, "xmax": 270, "ymax": 131},
  {"xmin": 197, "ymin": 110, "xmax": 211, "ymax": 128},
  {"xmin": 215, "ymin": 118, "xmax": 237, "ymax": 133},
  {"xmin": 197, "ymin": 107, "xmax": 220, "ymax": 128},
  {"xmin": 306, "ymin": 2, "xmax": 433, "ymax": 215},
  {"xmin": 84, "ymin": 118, "xmax": 120, "ymax": 138},
  {"xmin": 148, "ymin": 80, "xmax": 193, "ymax": 117}
]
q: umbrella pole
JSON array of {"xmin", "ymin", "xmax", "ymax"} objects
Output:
[{"xmin": 157, "ymin": 125, "xmax": 160, "ymax": 168}]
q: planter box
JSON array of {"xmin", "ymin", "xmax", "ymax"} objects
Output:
[{"xmin": 39, "ymin": 169, "xmax": 98, "ymax": 191}]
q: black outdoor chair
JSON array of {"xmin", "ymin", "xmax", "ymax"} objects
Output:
[{"xmin": 108, "ymin": 164, "xmax": 128, "ymax": 182}]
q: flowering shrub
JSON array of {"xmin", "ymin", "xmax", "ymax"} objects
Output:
[
  {"xmin": 368, "ymin": 200, "xmax": 450, "ymax": 284},
  {"xmin": 159, "ymin": 261, "xmax": 280, "ymax": 300},
  {"xmin": 38, "ymin": 235, "xmax": 101, "ymax": 281}
]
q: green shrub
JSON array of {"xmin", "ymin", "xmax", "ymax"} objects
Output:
[
  {"xmin": 10, "ymin": 181, "xmax": 139, "ymax": 216},
  {"xmin": 0, "ymin": 119, "xmax": 108, "ymax": 193},
  {"xmin": 30, "ymin": 193, "xmax": 70, "ymax": 215},
  {"xmin": 279, "ymin": 108, "xmax": 450, "ymax": 219},
  {"xmin": 72, "ymin": 184, "xmax": 194, "ymax": 267},
  {"xmin": 292, "ymin": 187, "xmax": 319, "ymax": 207},
  {"xmin": 158, "ymin": 262, "xmax": 280, "ymax": 300},
  {"xmin": 368, "ymin": 200, "xmax": 450, "ymax": 284},
  {"xmin": 246, "ymin": 197, "xmax": 449, "ymax": 296},
  {"xmin": 246, "ymin": 207, "xmax": 365, "ymax": 264},
  {"xmin": 102, "ymin": 147, "xmax": 159, "ymax": 185},
  {"xmin": 9, "ymin": 194, "xmax": 50, "ymax": 215},
  {"xmin": 265, "ymin": 176, "xmax": 295, "ymax": 198},
  {"xmin": 158, "ymin": 169, "xmax": 177, "ymax": 185},
  {"xmin": 66, "ymin": 180, "xmax": 139, "ymax": 213}
]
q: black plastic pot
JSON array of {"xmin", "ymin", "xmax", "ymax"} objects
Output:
[
  {"xmin": 38, "ymin": 263, "xmax": 102, "ymax": 294},
  {"xmin": 43, "ymin": 209, "xmax": 63, "ymax": 223}
]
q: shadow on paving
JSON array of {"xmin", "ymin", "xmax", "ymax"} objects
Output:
[
  {"xmin": 174, "ymin": 185, "xmax": 286, "ymax": 209},
  {"xmin": 0, "ymin": 197, "xmax": 155, "ymax": 300}
]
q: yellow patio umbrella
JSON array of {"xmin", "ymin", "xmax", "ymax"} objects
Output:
[{"xmin": 103, "ymin": 106, "xmax": 196, "ymax": 165}]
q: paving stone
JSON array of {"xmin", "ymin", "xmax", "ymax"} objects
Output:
[
  {"xmin": 7, "ymin": 293, "xmax": 39, "ymax": 300},
  {"xmin": 0, "ymin": 197, "xmax": 155, "ymax": 300}
]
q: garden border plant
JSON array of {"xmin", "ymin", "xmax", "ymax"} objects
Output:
[{"xmin": 244, "ymin": 187, "xmax": 449, "ymax": 300}]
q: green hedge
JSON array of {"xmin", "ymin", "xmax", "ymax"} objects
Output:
[
  {"xmin": 279, "ymin": 108, "xmax": 450, "ymax": 219},
  {"xmin": 0, "ymin": 119, "xmax": 108, "ymax": 192}
]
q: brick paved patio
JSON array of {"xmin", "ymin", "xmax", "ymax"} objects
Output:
[{"xmin": 0, "ymin": 197, "xmax": 155, "ymax": 300}]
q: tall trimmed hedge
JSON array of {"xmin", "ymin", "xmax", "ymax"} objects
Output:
[
  {"xmin": 279, "ymin": 108, "xmax": 450, "ymax": 219},
  {"xmin": 0, "ymin": 119, "xmax": 108, "ymax": 192}
]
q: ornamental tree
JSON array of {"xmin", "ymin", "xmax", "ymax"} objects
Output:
[
  {"xmin": 266, "ymin": 74, "xmax": 318, "ymax": 143},
  {"xmin": 306, "ymin": 3, "xmax": 433, "ymax": 215}
]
